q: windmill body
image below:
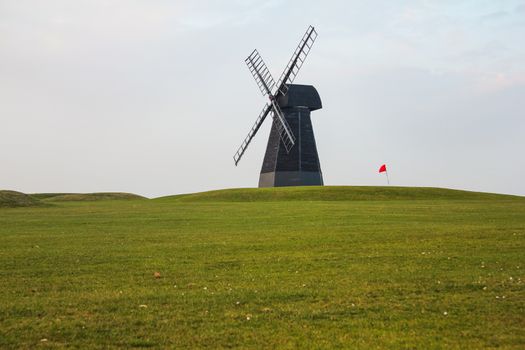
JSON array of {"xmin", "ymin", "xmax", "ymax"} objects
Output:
[
  {"xmin": 259, "ymin": 84, "xmax": 323, "ymax": 187},
  {"xmin": 233, "ymin": 26, "xmax": 323, "ymax": 188}
]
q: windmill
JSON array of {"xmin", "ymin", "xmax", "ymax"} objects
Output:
[{"xmin": 233, "ymin": 25, "xmax": 324, "ymax": 187}]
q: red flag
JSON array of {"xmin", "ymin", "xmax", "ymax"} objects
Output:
[{"xmin": 379, "ymin": 164, "xmax": 387, "ymax": 173}]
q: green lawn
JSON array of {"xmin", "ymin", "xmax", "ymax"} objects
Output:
[{"xmin": 0, "ymin": 186, "xmax": 524, "ymax": 349}]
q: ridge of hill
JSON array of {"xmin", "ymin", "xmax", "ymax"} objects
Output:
[
  {"xmin": 157, "ymin": 186, "xmax": 523, "ymax": 202},
  {"xmin": 33, "ymin": 192, "xmax": 146, "ymax": 202}
]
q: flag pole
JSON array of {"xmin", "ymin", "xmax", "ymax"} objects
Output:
[{"xmin": 385, "ymin": 170, "xmax": 390, "ymax": 185}]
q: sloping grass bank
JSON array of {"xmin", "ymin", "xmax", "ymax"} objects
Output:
[{"xmin": 158, "ymin": 186, "xmax": 520, "ymax": 202}]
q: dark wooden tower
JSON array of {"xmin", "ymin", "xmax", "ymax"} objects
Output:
[{"xmin": 259, "ymin": 84, "xmax": 323, "ymax": 187}]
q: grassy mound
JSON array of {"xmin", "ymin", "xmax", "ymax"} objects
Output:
[
  {"xmin": 0, "ymin": 190, "xmax": 42, "ymax": 208},
  {"xmin": 0, "ymin": 186, "xmax": 524, "ymax": 348},
  {"xmin": 33, "ymin": 192, "xmax": 146, "ymax": 202},
  {"xmin": 157, "ymin": 186, "xmax": 521, "ymax": 202}
]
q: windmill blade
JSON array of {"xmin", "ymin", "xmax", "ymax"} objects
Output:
[
  {"xmin": 233, "ymin": 103, "xmax": 272, "ymax": 166},
  {"xmin": 245, "ymin": 49, "xmax": 276, "ymax": 96},
  {"xmin": 270, "ymin": 100, "xmax": 295, "ymax": 153},
  {"xmin": 275, "ymin": 26, "xmax": 318, "ymax": 96}
]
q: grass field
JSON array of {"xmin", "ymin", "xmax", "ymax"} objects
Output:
[{"xmin": 0, "ymin": 186, "xmax": 524, "ymax": 349}]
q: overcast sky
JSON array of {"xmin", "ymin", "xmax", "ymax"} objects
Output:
[{"xmin": 1, "ymin": 0, "xmax": 524, "ymax": 197}]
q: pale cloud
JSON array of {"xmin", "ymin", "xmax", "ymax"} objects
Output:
[
  {"xmin": 515, "ymin": 3, "xmax": 525, "ymax": 13},
  {"xmin": 480, "ymin": 11, "xmax": 509, "ymax": 21},
  {"xmin": 176, "ymin": 0, "xmax": 283, "ymax": 30},
  {"xmin": 474, "ymin": 72, "xmax": 525, "ymax": 93}
]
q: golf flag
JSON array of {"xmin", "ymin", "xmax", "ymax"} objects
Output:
[{"xmin": 379, "ymin": 164, "xmax": 389, "ymax": 184}]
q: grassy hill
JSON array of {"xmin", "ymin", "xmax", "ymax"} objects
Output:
[
  {"xmin": 1, "ymin": 190, "xmax": 144, "ymax": 208},
  {"xmin": 0, "ymin": 190, "xmax": 42, "ymax": 208},
  {"xmin": 0, "ymin": 186, "xmax": 524, "ymax": 348}
]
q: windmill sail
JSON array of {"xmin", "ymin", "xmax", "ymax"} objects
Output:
[
  {"xmin": 246, "ymin": 50, "xmax": 276, "ymax": 96},
  {"xmin": 276, "ymin": 26, "xmax": 318, "ymax": 96},
  {"xmin": 233, "ymin": 103, "xmax": 272, "ymax": 166},
  {"xmin": 270, "ymin": 100, "xmax": 295, "ymax": 153}
]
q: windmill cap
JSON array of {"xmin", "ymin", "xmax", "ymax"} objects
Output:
[{"xmin": 277, "ymin": 84, "xmax": 322, "ymax": 111}]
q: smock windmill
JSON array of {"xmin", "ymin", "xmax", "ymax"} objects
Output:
[{"xmin": 233, "ymin": 25, "xmax": 324, "ymax": 187}]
